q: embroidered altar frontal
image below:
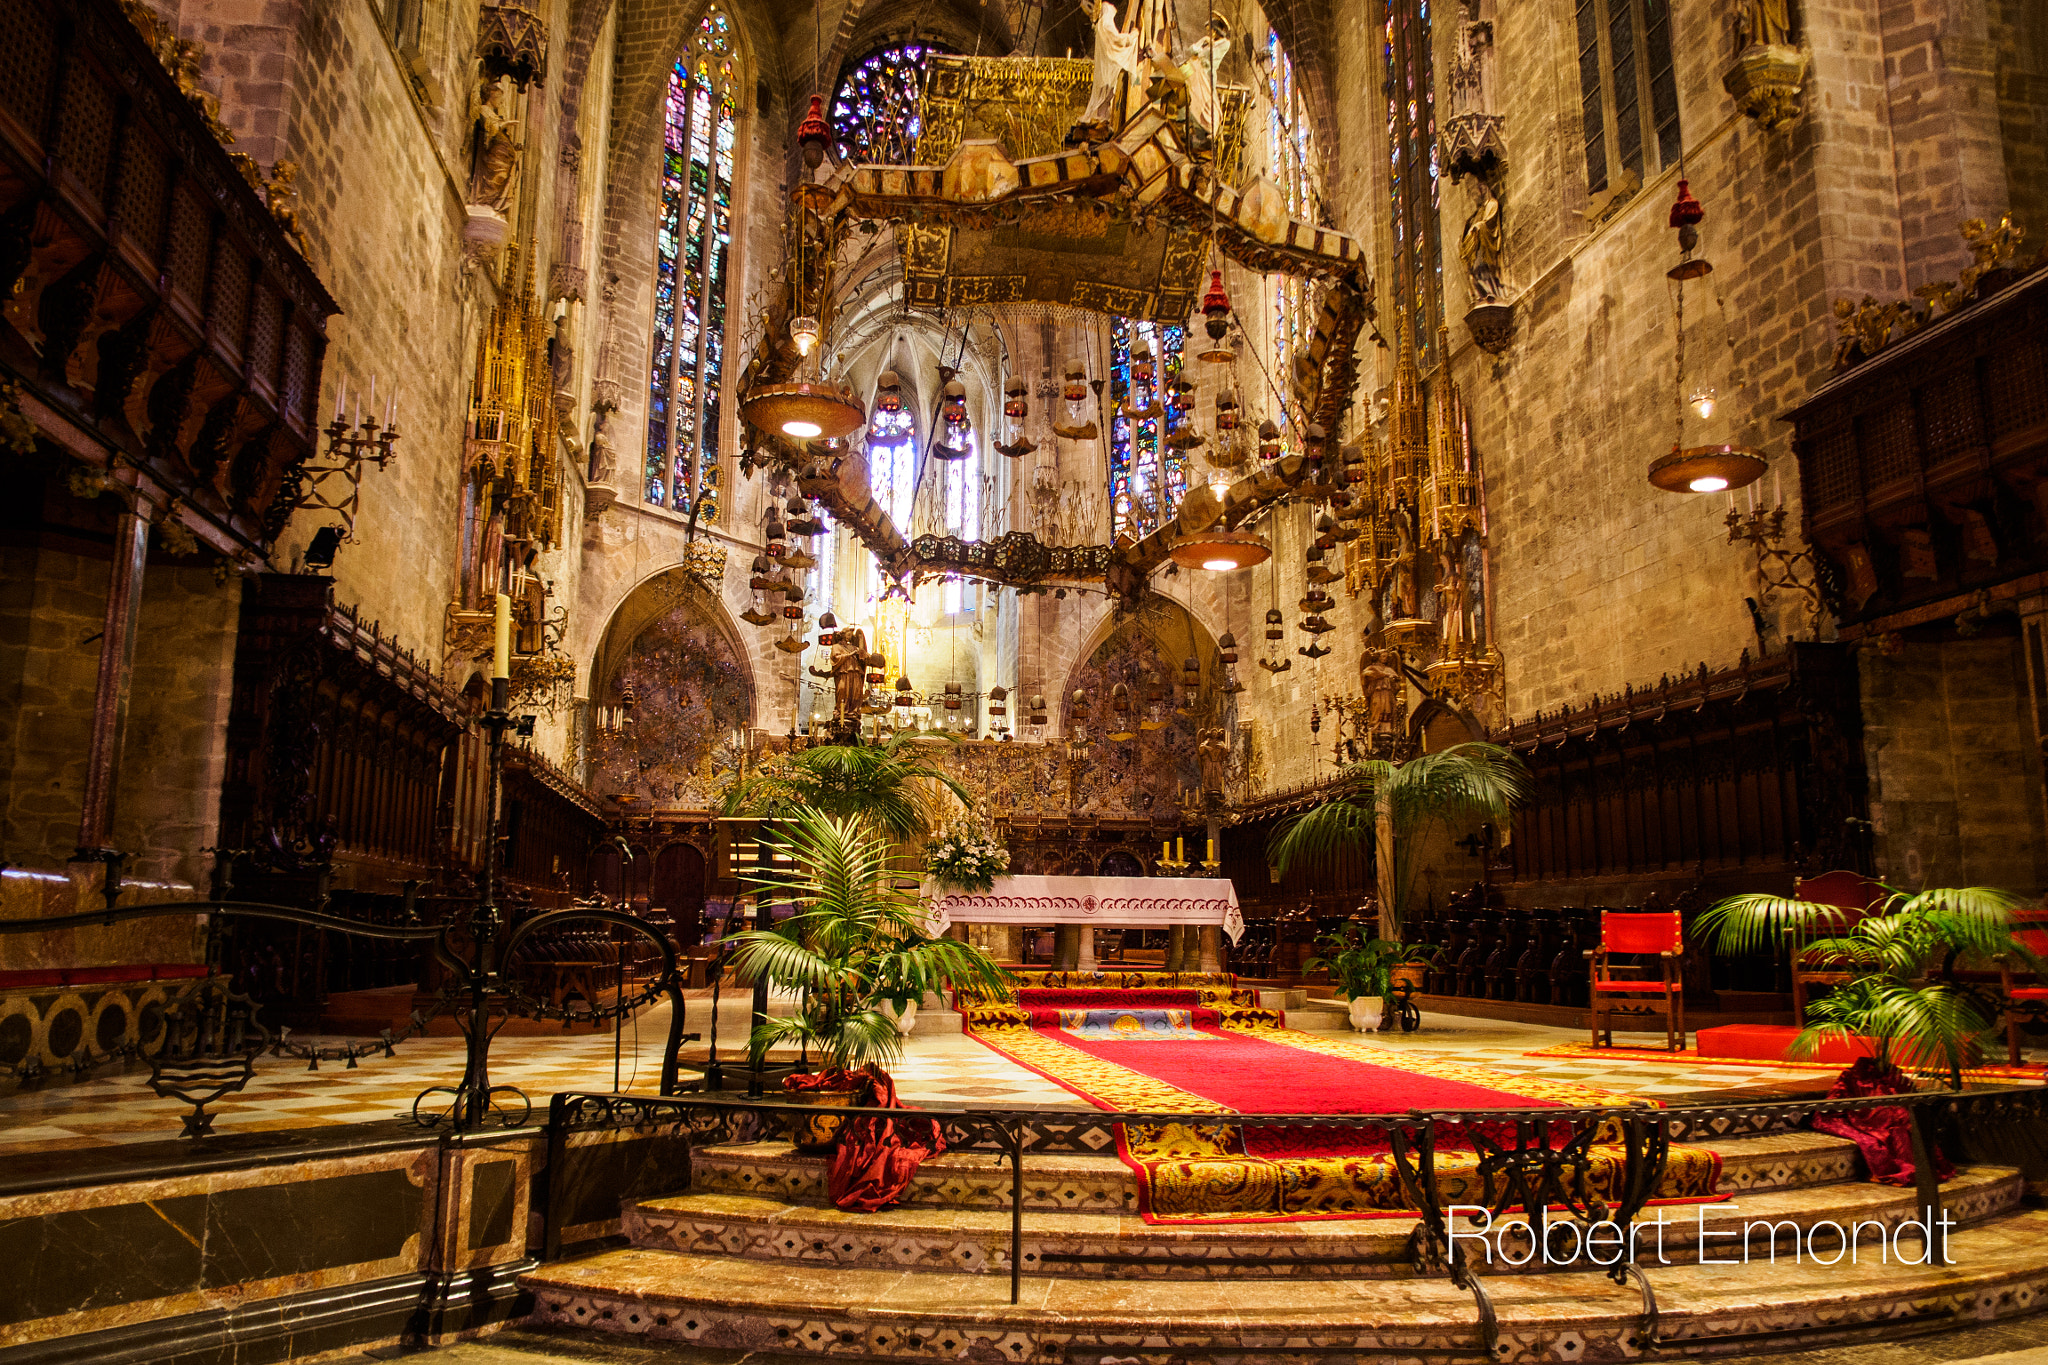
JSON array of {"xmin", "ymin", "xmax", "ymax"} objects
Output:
[{"xmin": 965, "ymin": 1007, "xmax": 1723, "ymax": 1224}]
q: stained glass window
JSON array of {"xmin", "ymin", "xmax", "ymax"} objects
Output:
[
  {"xmin": 1383, "ymin": 0, "xmax": 1443, "ymax": 363},
  {"xmin": 1108, "ymin": 317, "xmax": 1186, "ymax": 540},
  {"xmin": 646, "ymin": 9, "xmax": 737, "ymax": 517},
  {"xmin": 830, "ymin": 42, "xmax": 950, "ymax": 165},
  {"xmin": 1574, "ymin": 0, "xmax": 1681, "ymax": 196},
  {"xmin": 1265, "ymin": 31, "xmax": 1324, "ymax": 448},
  {"xmin": 940, "ymin": 442, "xmax": 978, "ymax": 613}
]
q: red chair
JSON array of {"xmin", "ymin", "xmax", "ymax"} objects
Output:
[
  {"xmin": 1997, "ymin": 907, "xmax": 2048, "ymax": 1066},
  {"xmin": 1788, "ymin": 871, "xmax": 1887, "ymax": 1022},
  {"xmin": 1588, "ymin": 911, "xmax": 1686, "ymax": 1051}
]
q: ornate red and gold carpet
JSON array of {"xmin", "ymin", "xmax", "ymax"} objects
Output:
[{"xmin": 962, "ymin": 983, "xmax": 1722, "ymax": 1224}]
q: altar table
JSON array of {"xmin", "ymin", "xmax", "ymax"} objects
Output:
[{"xmin": 924, "ymin": 875, "xmax": 1242, "ymax": 971}]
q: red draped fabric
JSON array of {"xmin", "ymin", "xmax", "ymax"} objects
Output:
[
  {"xmin": 1811, "ymin": 1057, "xmax": 1953, "ymax": 1186},
  {"xmin": 820, "ymin": 1066, "xmax": 947, "ymax": 1212}
]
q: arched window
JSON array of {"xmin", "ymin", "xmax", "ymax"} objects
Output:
[
  {"xmin": 868, "ymin": 404, "xmax": 917, "ymax": 528},
  {"xmin": 940, "ymin": 438, "xmax": 978, "ymax": 613},
  {"xmin": 1109, "ymin": 317, "xmax": 1186, "ymax": 540},
  {"xmin": 1383, "ymin": 0, "xmax": 1444, "ymax": 362},
  {"xmin": 830, "ymin": 41, "xmax": 950, "ymax": 165},
  {"xmin": 1264, "ymin": 30, "xmax": 1325, "ymax": 445},
  {"xmin": 646, "ymin": 8, "xmax": 739, "ymax": 517}
]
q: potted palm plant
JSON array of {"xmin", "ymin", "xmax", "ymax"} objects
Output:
[
  {"xmin": 720, "ymin": 733, "xmax": 971, "ymax": 843},
  {"xmin": 1698, "ymin": 884, "xmax": 2032, "ymax": 1088},
  {"xmin": 1266, "ymin": 742, "xmax": 1530, "ymax": 942},
  {"xmin": 1388, "ymin": 942, "xmax": 1444, "ymax": 997},
  {"xmin": 727, "ymin": 806, "xmax": 1012, "ymax": 1147}
]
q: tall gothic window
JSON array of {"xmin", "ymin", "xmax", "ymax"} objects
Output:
[
  {"xmin": 1574, "ymin": 0, "xmax": 1680, "ymax": 196},
  {"xmin": 646, "ymin": 9, "xmax": 738, "ymax": 517},
  {"xmin": 1265, "ymin": 31, "xmax": 1324, "ymax": 446},
  {"xmin": 830, "ymin": 42, "xmax": 951, "ymax": 165},
  {"xmin": 1109, "ymin": 317, "xmax": 1186, "ymax": 540},
  {"xmin": 941, "ymin": 447, "xmax": 978, "ymax": 614},
  {"xmin": 1383, "ymin": 0, "xmax": 1444, "ymax": 363}
]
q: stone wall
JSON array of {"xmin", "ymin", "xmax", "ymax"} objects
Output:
[{"xmin": 1861, "ymin": 632, "xmax": 2048, "ymax": 892}]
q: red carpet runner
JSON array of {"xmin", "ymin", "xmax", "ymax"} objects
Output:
[{"xmin": 963, "ymin": 989, "xmax": 1723, "ymax": 1224}]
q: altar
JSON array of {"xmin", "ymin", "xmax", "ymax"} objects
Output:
[{"xmin": 924, "ymin": 875, "xmax": 1242, "ymax": 971}]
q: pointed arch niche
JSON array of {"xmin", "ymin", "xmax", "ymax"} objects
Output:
[{"xmin": 586, "ymin": 573, "xmax": 755, "ymax": 809}]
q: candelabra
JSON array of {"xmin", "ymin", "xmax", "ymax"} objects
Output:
[
  {"xmin": 300, "ymin": 400, "xmax": 401, "ymax": 543},
  {"xmin": 1726, "ymin": 500, "xmax": 1826, "ymax": 639}
]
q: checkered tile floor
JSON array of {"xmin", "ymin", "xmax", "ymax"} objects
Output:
[{"xmin": 0, "ymin": 1005, "xmax": 1912, "ymax": 1152}]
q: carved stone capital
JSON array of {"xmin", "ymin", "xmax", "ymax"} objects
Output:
[
  {"xmin": 1722, "ymin": 44, "xmax": 1809, "ymax": 134},
  {"xmin": 1464, "ymin": 301, "xmax": 1514, "ymax": 356}
]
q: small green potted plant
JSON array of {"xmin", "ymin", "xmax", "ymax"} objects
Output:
[
  {"xmin": 1388, "ymin": 943, "xmax": 1442, "ymax": 998},
  {"xmin": 729, "ymin": 806, "xmax": 1012, "ymax": 1148},
  {"xmin": 1307, "ymin": 925, "xmax": 1404, "ymax": 1031}
]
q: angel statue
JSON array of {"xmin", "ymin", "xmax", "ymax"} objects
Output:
[
  {"xmin": 1179, "ymin": 15, "xmax": 1233, "ymax": 137},
  {"xmin": 1080, "ymin": 0, "xmax": 1143, "ymax": 133}
]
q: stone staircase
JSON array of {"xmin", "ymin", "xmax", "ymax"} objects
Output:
[{"xmin": 520, "ymin": 1127, "xmax": 2046, "ymax": 1363}]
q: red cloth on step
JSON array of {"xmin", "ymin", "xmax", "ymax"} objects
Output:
[
  {"xmin": 1812, "ymin": 1056, "xmax": 1953, "ymax": 1186},
  {"xmin": 826, "ymin": 1065, "xmax": 946, "ymax": 1212}
]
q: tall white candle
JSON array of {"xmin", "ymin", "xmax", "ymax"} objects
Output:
[{"xmin": 493, "ymin": 592, "xmax": 512, "ymax": 680}]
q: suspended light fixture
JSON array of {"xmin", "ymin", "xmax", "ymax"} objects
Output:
[
  {"xmin": 790, "ymin": 315, "xmax": 820, "ymax": 357},
  {"xmin": 1198, "ymin": 269, "xmax": 1234, "ymax": 363},
  {"xmin": 1264, "ymin": 608, "xmax": 1285, "ymax": 642},
  {"xmin": 742, "ymin": 380, "xmax": 864, "ymax": 441},
  {"xmin": 1649, "ymin": 178, "xmax": 1765, "ymax": 496},
  {"xmin": 1257, "ymin": 419, "xmax": 1281, "ymax": 463},
  {"xmin": 743, "ymin": 556, "xmax": 778, "ymax": 625},
  {"xmin": 1169, "ymin": 527, "xmax": 1272, "ymax": 572},
  {"xmin": 796, "ymin": 93, "xmax": 830, "ymax": 169}
]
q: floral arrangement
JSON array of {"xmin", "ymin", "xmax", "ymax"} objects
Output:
[{"xmin": 925, "ymin": 824, "xmax": 1010, "ymax": 893}]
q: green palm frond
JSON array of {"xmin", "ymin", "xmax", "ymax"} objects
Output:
[
  {"xmin": 1792, "ymin": 977, "xmax": 1989, "ymax": 1074},
  {"xmin": 1266, "ymin": 743, "xmax": 1529, "ymax": 935},
  {"xmin": 722, "ymin": 736, "xmax": 973, "ymax": 842},
  {"xmin": 728, "ymin": 804, "xmax": 1011, "ymax": 1071}
]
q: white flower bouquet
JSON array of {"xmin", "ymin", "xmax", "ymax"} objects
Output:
[{"xmin": 925, "ymin": 823, "xmax": 1010, "ymax": 893}]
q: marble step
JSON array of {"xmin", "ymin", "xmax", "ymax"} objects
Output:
[
  {"xmin": 687, "ymin": 1129, "xmax": 1866, "ymax": 1216},
  {"xmin": 522, "ymin": 1202, "xmax": 2048, "ymax": 1363},
  {"xmin": 622, "ymin": 1165, "xmax": 2025, "ymax": 1280}
]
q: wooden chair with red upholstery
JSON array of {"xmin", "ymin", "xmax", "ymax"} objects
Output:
[
  {"xmin": 1787, "ymin": 871, "xmax": 1887, "ymax": 1022},
  {"xmin": 1997, "ymin": 906, "xmax": 2048, "ymax": 1066},
  {"xmin": 1587, "ymin": 910, "xmax": 1687, "ymax": 1051}
]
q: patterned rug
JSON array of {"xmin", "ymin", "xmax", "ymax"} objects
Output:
[
  {"xmin": 966, "ymin": 1006, "xmax": 1724, "ymax": 1224},
  {"xmin": 1526, "ymin": 1040, "xmax": 2048, "ymax": 1082}
]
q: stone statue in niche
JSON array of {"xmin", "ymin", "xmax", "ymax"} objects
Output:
[
  {"xmin": 469, "ymin": 76, "xmax": 522, "ymax": 213},
  {"xmin": 1436, "ymin": 544, "xmax": 1471, "ymax": 652},
  {"xmin": 1360, "ymin": 649, "xmax": 1404, "ymax": 742},
  {"xmin": 1735, "ymin": 0, "xmax": 1794, "ymax": 49},
  {"xmin": 830, "ymin": 625, "xmax": 870, "ymax": 718},
  {"xmin": 1389, "ymin": 511, "xmax": 1419, "ymax": 619},
  {"xmin": 1459, "ymin": 178, "xmax": 1505, "ymax": 302}
]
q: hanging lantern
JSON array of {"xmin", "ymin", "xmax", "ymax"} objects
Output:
[
  {"xmin": 1314, "ymin": 512, "xmax": 1338, "ymax": 549},
  {"xmin": 1218, "ymin": 633, "xmax": 1239, "ymax": 666},
  {"xmin": 1201, "ymin": 268, "xmax": 1232, "ymax": 353},
  {"xmin": 943, "ymin": 681, "xmax": 963, "ymax": 711},
  {"xmin": 1304, "ymin": 423, "xmax": 1329, "ymax": 474},
  {"xmin": 1215, "ymin": 390, "xmax": 1240, "ymax": 433},
  {"xmin": 1300, "ymin": 613, "xmax": 1336, "ymax": 635},
  {"xmin": 1063, "ymin": 362, "xmax": 1089, "ymax": 406},
  {"xmin": 1343, "ymin": 441, "xmax": 1367, "ymax": 485},
  {"xmin": 818, "ymin": 611, "xmax": 838, "ymax": 635},
  {"xmin": 1028, "ymin": 693, "xmax": 1048, "ymax": 724},
  {"xmin": 896, "ymin": 674, "xmax": 915, "ymax": 710},
  {"xmin": 764, "ymin": 514, "xmax": 787, "ymax": 560},
  {"xmin": 988, "ymin": 684, "xmax": 1008, "ymax": 718},
  {"xmin": 1257, "ymin": 419, "xmax": 1282, "ymax": 462},
  {"xmin": 1132, "ymin": 338, "xmax": 1155, "ymax": 386},
  {"xmin": 743, "ymin": 556, "xmax": 777, "ymax": 625},
  {"xmin": 789, "ymin": 314, "xmax": 821, "ymax": 358},
  {"xmin": 1108, "ymin": 682, "xmax": 1136, "ymax": 741},
  {"xmin": 1003, "ymin": 377, "xmax": 1028, "ymax": 422},
  {"xmin": 942, "ymin": 379, "xmax": 968, "ymax": 425},
  {"xmin": 875, "ymin": 370, "xmax": 905, "ymax": 414},
  {"xmin": 1305, "ymin": 544, "xmax": 1341, "ymax": 584},
  {"xmin": 1300, "ymin": 587, "xmax": 1334, "ymax": 613},
  {"xmin": 1181, "ymin": 655, "xmax": 1201, "ymax": 699},
  {"xmin": 1264, "ymin": 607, "xmax": 1285, "ymax": 642},
  {"xmin": 795, "ymin": 93, "xmax": 830, "ymax": 169},
  {"xmin": 865, "ymin": 650, "xmax": 885, "ymax": 686}
]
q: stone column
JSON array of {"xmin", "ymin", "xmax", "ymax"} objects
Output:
[
  {"xmin": 1164, "ymin": 925, "xmax": 1186, "ymax": 971},
  {"xmin": 1054, "ymin": 923, "xmax": 1079, "ymax": 970},
  {"xmin": 1199, "ymin": 925, "xmax": 1221, "ymax": 972},
  {"xmin": 76, "ymin": 503, "xmax": 150, "ymax": 857},
  {"xmin": 1077, "ymin": 924, "xmax": 1097, "ymax": 971}
]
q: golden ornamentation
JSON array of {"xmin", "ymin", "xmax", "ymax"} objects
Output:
[
  {"xmin": 468, "ymin": 243, "xmax": 564, "ymax": 548},
  {"xmin": 1721, "ymin": 43, "xmax": 1809, "ymax": 135}
]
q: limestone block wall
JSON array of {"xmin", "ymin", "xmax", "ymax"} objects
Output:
[{"xmin": 1860, "ymin": 634, "xmax": 2048, "ymax": 893}]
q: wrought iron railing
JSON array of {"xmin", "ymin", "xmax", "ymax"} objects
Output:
[{"xmin": 541, "ymin": 1082, "xmax": 2048, "ymax": 1350}]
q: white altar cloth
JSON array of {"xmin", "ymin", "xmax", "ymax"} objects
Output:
[{"xmin": 924, "ymin": 874, "xmax": 1243, "ymax": 943}]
